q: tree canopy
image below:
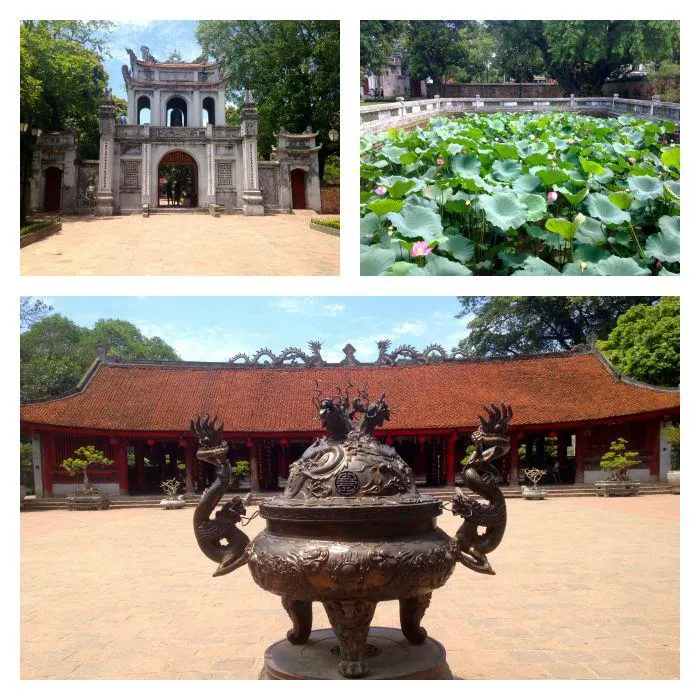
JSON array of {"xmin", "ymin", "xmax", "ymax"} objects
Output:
[
  {"xmin": 456, "ymin": 297, "xmax": 659, "ymax": 356},
  {"xmin": 195, "ymin": 21, "xmax": 339, "ymax": 166},
  {"xmin": 361, "ymin": 20, "xmax": 679, "ymax": 94},
  {"xmin": 21, "ymin": 315, "xmax": 180, "ymax": 402},
  {"xmin": 597, "ymin": 297, "xmax": 679, "ymax": 386},
  {"xmin": 20, "ymin": 20, "xmax": 114, "ymax": 158}
]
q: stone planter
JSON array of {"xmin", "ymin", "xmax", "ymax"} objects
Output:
[
  {"xmin": 310, "ymin": 221, "xmax": 340, "ymax": 237},
  {"xmin": 595, "ymin": 480, "xmax": 641, "ymax": 497},
  {"xmin": 160, "ymin": 496, "xmax": 186, "ymax": 509},
  {"xmin": 66, "ymin": 481, "xmax": 110, "ymax": 510},
  {"xmin": 667, "ymin": 470, "xmax": 680, "ymax": 494},
  {"xmin": 20, "ymin": 222, "xmax": 62, "ymax": 248},
  {"xmin": 521, "ymin": 486, "xmax": 547, "ymax": 500}
]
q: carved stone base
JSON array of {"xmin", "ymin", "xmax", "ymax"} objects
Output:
[
  {"xmin": 95, "ymin": 192, "xmax": 114, "ymax": 216},
  {"xmin": 66, "ymin": 494, "xmax": 110, "ymax": 510},
  {"xmin": 242, "ymin": 190, "xmax": 264, "ymax": 216},
  {"xmin": 595, "ymin": 480, "xmax": 641, "ymax": 497},
  {"xmin": 260, "ymin": 627, "xmax": 452, "ymax": 680}
]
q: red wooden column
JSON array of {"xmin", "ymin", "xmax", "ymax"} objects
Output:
[
  {"xmin": 113, "ymin": 439, "xmax": 129, "ymax": 495},
  {"xmin": 557, "ymin": 432, "xmax": 568, "ymax": 468},
  {"xmin": 446, "ymin": 433, "xmax": 459, "ymax": 486},
  {"xmin": 134, "ymin": 441, "xmax": 146, "ymax": 489},
  {"xmin": 416, "ymin": 438, "xmax": 427, "ymax": 479},
  {"xmin": 278, "ymin": 439, "xmax": 289, "ymax": 480},
  {"xmin": 647, "ymin": 419, "xmax": 660, "ymax": 483},
  {"xmin": 509, "ymin": 432, "xmax": 521, "ymax": 485},
  {"xmin": 574, "ymin": 430, "xmax": 589, "ymax": 484},
  {"xmin": 41, "ymin": 433, "xmax": 56, "ymax": 497},
  {"xmin": 248, "ymin": 439, "xmax": 260, "ymax": 492},
  {"xmin": 183, "ymin": 439, "xmax": 196, "ymax": 493}
]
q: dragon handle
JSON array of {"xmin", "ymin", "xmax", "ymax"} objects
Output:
[
  {"xmin": 451, "ymin": 403, "xmax": 512, "ymax": 576},
  {"xmin": 191, "ymin": 415, "xmax": 251, "ymax": 577}
]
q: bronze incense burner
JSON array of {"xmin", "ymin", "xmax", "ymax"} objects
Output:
[{"xmin": 191, "ymin": 388, "xmax": 512, "ymax": 679}]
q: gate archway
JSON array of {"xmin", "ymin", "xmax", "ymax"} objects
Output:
[
  {"xmin": 158, "ymin": 151, "xmax": 198, "ymax": 208},
  {"xmin": 43, "ymin": 167, "xmax": 62, "ymax": 212},
  {"xmin": 291, "ymin": 168, "xmax": 307, "ymax": 209}
]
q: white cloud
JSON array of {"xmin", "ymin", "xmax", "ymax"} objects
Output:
[
  {"xmin": 392, "ymin": 321, "xmax": 426, "ymax": 336},
  {"xmin": 271, "ymin": 298, "xmax": 345, "ymax": 318},
  {"xmin": 323, "ymin": 303, "xmax": 346, "ymax": 317}
]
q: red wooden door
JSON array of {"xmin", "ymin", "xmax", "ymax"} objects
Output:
[
  {"xmin": 291, "ymin": 169, "xmax": 306, "ymax": 209},
  {"xmin": 44, "ymin": 167, "xmax": 62, "ymax": 211}
]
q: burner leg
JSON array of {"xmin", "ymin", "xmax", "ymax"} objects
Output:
[
  {"xmin": 322, "ymin": 599, "xmax": 377, "ymax": 678},
  {"xmin": 399, "ymin": 593, "xmax": 432, "ymax": 644},
  {"xmin": 281, "ymin": 597, "xmax": 312, "ymax": 645}
]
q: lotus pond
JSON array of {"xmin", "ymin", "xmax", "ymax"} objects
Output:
[{"xmin": 360, "ymin": 112, "xmax": 680, "ymax": 275}]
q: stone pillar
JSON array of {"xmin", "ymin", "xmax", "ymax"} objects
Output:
[
  {"xmin": 31, "ymin": 434, "xmax": 44, "ymax": 498},
  {"xmin": 509, "ymin": 433, "xmax": 521, "ymax": 486},
  {"xmin": 612, "ymin": 93, "xmax": 619, "ymax": 111},
  {"xmin": 114, "ymin": 440, "xmax": 129, "ymax": 495},
  {"xmin": 651, "ymin": 95, "xmax": 660, "ymax": 118},
  {"xmin": 248, "ymin": 439, "xmax": 260, "ymax": 491},
  {"xmin": 557, "ymin": 432, "xmax": 568, "ymax": 479},
  {"xmin": 396, "ymin": 96, "xmax": 405, "ymax": 118},
  {"xmin": 570, "ymin": 93, "xmax": 575, "ymax": 108},
  {"xmin": 193, "ymin": 89, "xmax": 201, "ymax": 127},
  {"xmin": 141, "ymin": 142, "xmax": 151, "ymax": 211},
  {"xmin": 240, "ymin": 91, "xmax": 265, "ymax": 216},
  {"xmin": 153, "ymin": 90, "xmax": 162, "ymax": 126},
  {"xmin": 206, "ymin": 143, "xmax": 216, "ymax": 206},
  {"xmin": 434, "ymin": 93, "xmax": 441, "ymax": 113},
  {"xmin": 134, "ymin": 441, "xmax": 146, "ymax": 489},
  {"xmin": 96, "ymin": 102, "xmax": 116, "ymax": 215},
  {"xmin": 445, "ymin": 433, "xmax": 458, "ymax": 486},
  {"xmin": 475, "ymin": 94, "xmax": 481, "ymax": 110},
  {"xmin": 574, "ymin": 431, "xmax": 588, "ymax": 484}
]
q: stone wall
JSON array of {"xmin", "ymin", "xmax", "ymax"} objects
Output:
[
  {"xmin": 320, "ymin": 185, "xmax": 339, "ymax": 214},
  {"xmin": 433, "ymin": 83, "xmax": 565, "ymax": 99}
]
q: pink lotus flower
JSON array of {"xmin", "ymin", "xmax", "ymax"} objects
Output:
[
  {"xmin": 374, "ymin": 186, "xmax": 387, "ymax": 196},
  {"xmin": 411, "ymin": 241, "xmax": 434, "ymax": 257},
  {"xmin": 436, "ymin": 158, "xmax": 444, "ymax": 166},
  {"xmin": 547, "ymin": 191, "xmax": 558, "ymax": 203},
  {"xmin": 656, "ymin": 260, "xmax": 663, "ymax": 269}
]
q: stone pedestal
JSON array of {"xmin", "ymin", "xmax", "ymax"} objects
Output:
[
  {"xmin": 242, "ymin": 190, "xmax": 265, "ymax": 216},
  {"xmin": 260, "ymin": 627, "xmax": 452, "ymax": 680}
]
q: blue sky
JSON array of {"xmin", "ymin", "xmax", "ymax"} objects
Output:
[
  {"xmin": 101, "ymin": 21, "xmax": 202, "ymax": 98},
  {"xmin": 33, "ymin": 297, "xmax": 474, "ymax": 363}
]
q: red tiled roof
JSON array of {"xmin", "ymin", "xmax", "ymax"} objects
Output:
[{"xmin": 20, "ymin": 352, "xmax": 679, "ymax": 435}]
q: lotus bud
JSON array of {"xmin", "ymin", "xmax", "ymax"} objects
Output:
[{"xmin": 574, "ymin": 213, "xmax": 586, "ymax": 228}]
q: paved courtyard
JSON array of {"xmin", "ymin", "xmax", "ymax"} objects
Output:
[
  {"xmin": 20, "ymin": 495, "xmax": 679, "ymax": 680},
  {"xmin": 20, "ymin": 211, "xmax": 339, "ymax": 276}
]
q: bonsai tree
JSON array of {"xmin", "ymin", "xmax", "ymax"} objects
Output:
[
  {"xmin": 161, "ymin": 477, "xmax": 181, "ymax": 499},
  {"xmin": 599, "ymin": 438, "xmax": 641, "ymax": 481},
  {"xmin": 230, "ymin": 460, "xmax": 250, "ymax": 489},
  {"xmin": 60, "ymin": 445, "xmax": 113, "ymax": 487},
  {"xmin": 664, "ymin": 425, "xmax": 680, "ymax": 470}
]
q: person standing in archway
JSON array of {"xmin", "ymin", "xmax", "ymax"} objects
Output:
[
  {"xmin": 165, "ymin": 180, "xmax": 173, "ymax": 206},
  {"xmin": 173, "ymin": 180, "xmax": 182, "ymax": 207}
]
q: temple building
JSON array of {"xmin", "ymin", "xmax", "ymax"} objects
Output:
[
  {"xmin": 29, "ymin": 46, "xmax": 322, "ymax": 216},
  {"xmin": 20, "ymin": 342, "xmax": 679, "ymax": 498}
]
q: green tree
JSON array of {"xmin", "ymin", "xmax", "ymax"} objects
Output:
[
  {"xmin": 360, "ymin": 20, "xmax": 405, "ymax": 78},
  {"xmin": 597, "ymin": 297, "xmax": 679, "ymax": 386},
  {"xmin": 403, "ymin": 21, "xmax": 472, "ymax": 86},
  {"xmin": 20, "ymin": 21, "xmax": 114, "ymax": 224},
  {"xmin": 20, "ymin": 315, "xmax": 180, "ymax": 402},
  {"xmin": 88, "ymin": 319, "xmax": 180, "ymax": 361},
  {"xmin": 456, "ymin": 297, "xmax": 660, "ymax": 356},
  {"xmin": 493, "ymin": 20, "xmax": 679, "ymax": 95},
  {"xmin": 20, "ymin": 297, "xmax": 53, "ymax": 329},
  {"xmin": 599, "ymin": 438, "xmax": 641, "ymax": 480},
  {"xmin": 488, "ymin": 21, "xmax": 547, "ymax": 83},
  {"xmin": 61, "ymin": 445, "xmax": 114, "ymax": 487},
  {"xmin": 195, "ymin": 20, "xmax": 339, "ymax": 169}
]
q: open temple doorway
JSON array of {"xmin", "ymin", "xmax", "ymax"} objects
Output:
[
  {"xmin": 43, "ymin": 167, "xmax": 62, "ymax": 212},
  {"xmin": 157, "ymin": 150, "xmax": 198, "ymax": 208}
]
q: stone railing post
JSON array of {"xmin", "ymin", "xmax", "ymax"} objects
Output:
[
  {"xmin": 613, "ymin": 92, "xmax": 619, "ymax": 111},
  {"xmin": 434, "ymin": 93, "xmax": 441, "ymax": 113},
  {"xmin": 651, "ymin": 94, "xmax": 660, "ymax": 118},
  {"xmin": 475, "ymin": 94, "xmax": 481, "ymax": 111},
  {"xmin": 570, "ymin": 93, "xmax": 575, "ymax": 108},
  {"xmin": 396, "ymin": 96, "xmax": 405, "ymax": 118}
]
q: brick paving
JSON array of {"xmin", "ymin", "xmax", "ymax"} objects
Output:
[
  {"xmin": 20, "ymin": 495, "xmax": 679, "ymax": 680},
  {"xmin": 20, "ymin": 211, "xmax": 339, "ymax": 276}
]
